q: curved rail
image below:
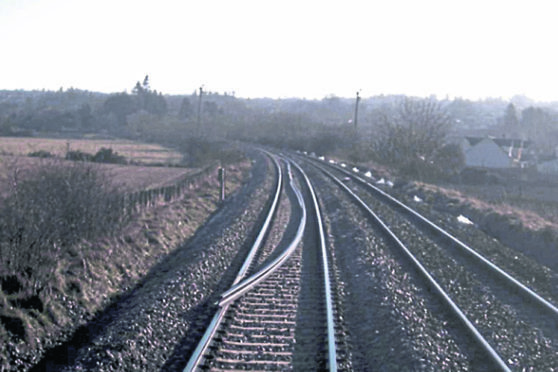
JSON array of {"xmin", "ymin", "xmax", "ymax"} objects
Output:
[
  {"xmin": 290, "ymin": 158, "xmax": 338, "ymax": 372},
  {"xmin": 319, "ymin": 157, "xmax": 558, "ymax": 317},
  {"xmin": 183, "ymin": 152, "xmax": 284, "ymax": 372},
  {"xmin": 307, "ymin": 161, "xmax": 511, "ymax": 371},
  {"xmin": 234, "ymin": 153, "xmax": 283, "ymax": 284},
  {"xmin": 184, "ymin": 154, "xmax": 307, "ymax": 372},
  {"xmin": 219, "ymin": 160, "xmax": 306, "ymax": 306}
]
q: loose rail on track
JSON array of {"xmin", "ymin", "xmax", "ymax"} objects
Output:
[
  {"xmin": 219, "ymin": 160, "xmax": 306, "ymax": 307},
  {"xmin": 184, "ymin": 152, "xmax": 338, "ymax": 371},
  {"xmin": 183, "ymin": 153, "xmax": 284, "ymax": 372}
]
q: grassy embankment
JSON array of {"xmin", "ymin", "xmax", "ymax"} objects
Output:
[
  {"xmin": 350, "ymin": 156, "xmax": 558, "ymax": 265},
  {"xmin": 0, "ymin": 136, "xmax": 250, "ymax": 369}
]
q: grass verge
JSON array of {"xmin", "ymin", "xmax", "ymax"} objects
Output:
[{"xmin": 0, "ymin": 158, "xmax": 251, "ymax": 370}]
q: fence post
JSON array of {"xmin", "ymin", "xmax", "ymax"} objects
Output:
[{"xmin": 218, "ymin": 167, "xmax": 226, "ymax": 202}]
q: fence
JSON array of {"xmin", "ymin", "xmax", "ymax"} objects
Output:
[{"xmin": 120, "ymin": 162, "xmax": 220, "ymax": 216}]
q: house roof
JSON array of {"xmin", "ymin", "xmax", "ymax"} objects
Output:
[
  {"xmin": 493, "ymin": 138, "xmax": 532, "ymax": 148},
  {"xmin": 465, "ymin": 136, "xmax": 531, "ymax": 148},
  {"xmin": 464, "ymin": 136, "xmax": 484, "ymax": 146}
]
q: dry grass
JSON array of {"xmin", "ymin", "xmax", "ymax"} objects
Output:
[
  {"xmin": 0, "ymin": 158, "xmax": 251, "ymax": 370},
  {"xmin": 100, "ymin": 163, "xmax": 197, "ymax": 191},
  {"xmin": 417, "ymin": 182, "xmax": 558, "ymax": 232},
  {"xmin": 332, "ymin": 154, "xmax": 557, "ymax": 233},
  {"xmin": 0, "ymin": 156, "xmax": 196, "ymax": 194},
  {"xmin": 453, "ymin": 183, "xmax": 558, "ymax": 226},
  {"xmin": 0, "ymin": 137, "xmax": 183, "ymax": 165}
]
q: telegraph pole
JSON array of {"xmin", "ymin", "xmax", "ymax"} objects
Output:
[
  {"xmin": 196, "ymin": 86, "xmax": 203, "ymax": 135},
  {"xmin": 353, "ymin": 91, "xmax": 361, "ymax": 129}
]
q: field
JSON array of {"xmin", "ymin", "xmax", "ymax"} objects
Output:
[
  {"xmin": 0, "ymin": 141, "xmax": 249, "ymax": 370},
  {"xmin": 0, "ymin": 137, "xmax": 195, "ymax": 192},
  {"xmin": 0, "ymin": 136, "xmax": 183, "ymax": 165}
]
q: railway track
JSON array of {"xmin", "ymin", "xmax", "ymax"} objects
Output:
[
  {"xmin": 321, "ymin": 158, "xmax": 558, "ymax": 311},
  {"xmin": 183, "ymin": 154, "xmax": 339, "ymax": 371},
  {"xmin": 298, "ymin": 154, "xmax": 558, "ymax": 370},
  {"xmin": 31, "ymin": 149, "xmax": 556, "ymax": 371}
]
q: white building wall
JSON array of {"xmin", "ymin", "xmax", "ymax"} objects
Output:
[{"xmin": 465, "ymin": 139, "xmax": 512, "ymax": 168}]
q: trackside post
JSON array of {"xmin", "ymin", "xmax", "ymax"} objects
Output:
[{"xmin": 218, "ymin": 167, "xmax": 226, "ymax": 202}]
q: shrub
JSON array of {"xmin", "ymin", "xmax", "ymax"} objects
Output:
[
  {"xmin": 28, "ymin": 150, "xmax": 54, "ymax": 158},
  {"xmin": 65, "ymin": 150, "xmax": 93, "ymax": 162},
  {"xmin": 65, "ymin": 148, "xmax": 127, "ymax": 164},
  {"xmin": 0, "ymin": 162, "xmax": 126, "ymax": 291},
  {"xmin": 91, "ymin": 147, "xmax": 127, "ymax": 164}
]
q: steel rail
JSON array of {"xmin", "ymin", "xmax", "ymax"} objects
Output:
[
  {"xmin": 219, "ymin": 160, "xmax": 306, "ymax": 306},
  {"xmin": 234, "ymin": 153, "xmax": 283, "ymax": 284},
  {"xmin": 308, "ymin": 161, "xmax": 511, "ymax": 371},
  {"xmin": 182, "ymin": 306, "xmax": 229, "ymax": 372},
  {"xmin": 289, "ymin": 158, "xmax": 338, "ymax": 372},
  {"xmin": 319, "ymin": 157, "xmax": 558, "ymax": 317},
  {"xmin": 183, "ymin": 151, "xmax": 283, "ymax": 372}
]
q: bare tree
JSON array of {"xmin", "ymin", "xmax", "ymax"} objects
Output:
[
  {"xmin": 373, "ymin": 98, "xmax": 459, "ymax": 179},
  {"xmin": 521, "ymin": 106, "xmax": 558, "ymax": 154}
]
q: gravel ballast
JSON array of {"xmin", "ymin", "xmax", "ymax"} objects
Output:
[
  {"xmin": 310, "ymin": 160, "xmax": 558, "ymax": 370},
  {"xmin": 303, "ymin": 164, "xmax": 479, "ymax": 371}
]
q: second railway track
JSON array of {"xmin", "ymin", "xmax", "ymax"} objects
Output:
[{"xmin": 298, "ymin": 154, "xmax": 558, "ymax": 370}]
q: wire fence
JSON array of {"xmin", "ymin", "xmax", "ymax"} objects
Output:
[{"xmin": 120, "ymin": 162, "xmax": 220, "ymax": 215}]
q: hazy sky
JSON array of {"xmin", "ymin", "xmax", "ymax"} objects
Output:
[{"xmin": 1, "ymin": 0, "xmax": 557, "ymax": 101}]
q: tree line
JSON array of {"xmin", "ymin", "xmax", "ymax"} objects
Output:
[{"xmin": 2, "ymin": 82, "xmax": 558, "ymax": 179}]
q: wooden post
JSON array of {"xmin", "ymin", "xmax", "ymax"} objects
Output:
[
  {"xmin": 197, "ymin": 86, "xmax": 203, "ymax": 136},
  {"xmin": 354, "ymin": 91, "xmax": 361, "ymax": 129},
  {"xmin": 218, "ymin": 167, "xmax": 226, "ymax": 202}
]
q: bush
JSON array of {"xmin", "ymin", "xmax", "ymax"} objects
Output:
[
  {"xmin": 0, "ymin": 162, "xmax": 126, "ymax": 290},
  {"xmin": 66, "ymin": 147, "xmax": 127, "ymax": 164},
  {"xmin": 65, "ymin": 150, "xmax": 93, "ymax": 162},
  {"xmin": 91, "ymin": 147, "xmax": 127, "ymax": 164},
  {"xmin": 28, "ymin": 150, "xmax": 54, "ymax": 158},
  {"xmin": 65, "ymin": 148, "xmax": 127, "ymax": 164}
]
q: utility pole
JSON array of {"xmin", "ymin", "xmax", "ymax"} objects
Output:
[
  {"xmin": 196, "ymin": 86, "xmax": 203, "ymax": 136},
  {"xmin": 353, "ymin": 91, "xmax": 361, "ymax": 130}
]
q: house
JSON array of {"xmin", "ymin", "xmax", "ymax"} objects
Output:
[
  {"xmin": 464, "ymin": 137, "xmax": 511, "ymax": 168},
  {"xmin": 458, "ymin": 137, "xmax": 532, "ymax": 169}
]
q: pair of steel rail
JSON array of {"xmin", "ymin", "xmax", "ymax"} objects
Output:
[
  {"xmin": 305, "ymin": 155, "xmax": 558, "ymax": 371},
  {"xmin": 183, "ymin": 152, "xmax": 338, "ymax": 371}
]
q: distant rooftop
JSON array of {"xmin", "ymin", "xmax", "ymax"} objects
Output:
[{"xmin": 465, "ymin": 136, "xmax": 531, "ymax": 148}]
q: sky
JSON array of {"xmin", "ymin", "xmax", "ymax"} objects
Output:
[{"xmin": 1, "ymin": 0, "xmax": 557, "ymax": 101}]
